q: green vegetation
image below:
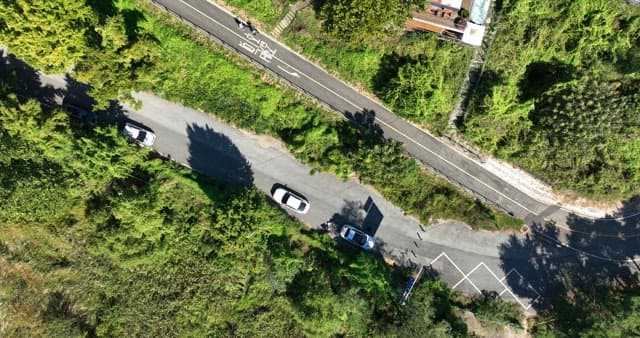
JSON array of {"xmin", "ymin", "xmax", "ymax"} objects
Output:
[
  {"xmin": 533, "ymin": 285, "xmax": 640, "ymax": 337},
  {"xmin": 224, "ymin": 0, "xmax": 295, "ymax": 29},
  {"xmin": 0, "ymin": 0, "xmax": 514, "ymax": 230},
  {"xmin": 0, "ymin": 0, "xmax": 157, "ymax": 109},
  {"xmin": 0, "ymin": 1, "xmax": 522, "ymax": 334},
  {"xmin": 282, "ymin": 4, "xmax": 472, "ymax": 132},
  {"xmin": 0, "ymin": 63, "xmax": 524, "ymax": 337},
  {"xmin": 462, "ymin": 0, "xmax": 640, "ymax": 199},
  {"xmin": 465, "ymin": 292, "xmax": 522, "ymax": 329},
  {"xmin": 127, "ymin": 0, "xmax": 517, "ymax": 230},
  {"xmin": 318, "ymin": 0, "xmax": 408, "ymax": 46}
]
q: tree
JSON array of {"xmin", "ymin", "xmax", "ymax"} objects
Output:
[
  {"xmin": 0, "ymin": 0, "xmax": 158, "ymax": 109},
  {"xmin": 525, "ymin": 77, "xmax": 640, "ymax": 196},
  {"xmin": 534, "ymin": 285, "xmax": 640, "ymax": 337},
  {"xmin": 0, "ymin": 0, "xmax": 93, "ymax": 73},
  {"xmin": 75, "ymin": 15, "xmax": 159, "ymax": 109}
]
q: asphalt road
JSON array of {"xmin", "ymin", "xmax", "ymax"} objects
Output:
[
  {"xmin": 7, "ymin": 53, "xmax": 539, "ymax": 309},
  {"xmin": 148, "ymin": 0, "xmax": 640, "ymax": 232},
  {"xmin": 123, "ymin": 92, "xmax": 540, "ymax": 310},
  {"xmin": 150, "ymin": 0, "xmax": 549, "ymax": 222},
  {"xmin": 126, "ymin": 93, "xmax": 640, "ymax": 312},
  {"xmin": 145, "ymin": 0, "xmax": 640, "ymax": 309},
  {"xmin": 6, "ymin": 0, "xmax": 640, "ymax": 311}
]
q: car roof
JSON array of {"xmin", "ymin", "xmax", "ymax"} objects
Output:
[{"xmin": 286, "ymin": 196, "xmax": 302, "ymax": 209}]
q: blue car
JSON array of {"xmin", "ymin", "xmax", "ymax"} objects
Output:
[{"xmin": 339, "ymin": 224, "xmax": 375, "ymax": 251}]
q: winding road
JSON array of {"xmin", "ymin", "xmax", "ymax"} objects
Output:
[
  {"xmin": 4, "ymin": 0, "xmax": 639, "ymax": 313},
  {"xmin": 146, "ymin": 0, "xmax": 640, "ymax": 311},
  {"xmin": 146, "ymin": 0, "xmax": 640, "ymax": 259}
]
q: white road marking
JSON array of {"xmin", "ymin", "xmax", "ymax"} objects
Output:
[
  {"xmin": 238, "ymin": 41, "xmax": 256, "ymax": 53},
  {"xmin": 172, "ymin": 0, "xmax": 640, "ymax": 226},
  {"xmin": 277, "ymin": 65, "xmax": 299, "ymax": 77},
  {"xmin": 430, "ymin": 252, "xmax": 540, "ymax": 310},
  {"xmin": 177, "ymin": 0, "xmax": 539, "ymax": 217}
]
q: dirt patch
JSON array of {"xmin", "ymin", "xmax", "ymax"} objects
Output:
[
  {"xmin": 461, "ymin": 310, "xmax": 530, "ymax": 338},
  {"xmin": 479, "ymin": 156, "xmax": 623, "ymax": 218},
  {"xmin": 241, "ymin": 130, "xmax": 287, "ymax": 152},
  {"xmin": 555, "ymin": 191, "xmax": 623, "ymax": 214}
]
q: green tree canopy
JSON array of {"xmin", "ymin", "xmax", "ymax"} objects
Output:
[
  {"xmin": 0, "ymin": 0, "xmax": 158, "ymax": 109},
  {"xmin": 0, "ymin": 0, "xmax": 93, "ymax": 73}
]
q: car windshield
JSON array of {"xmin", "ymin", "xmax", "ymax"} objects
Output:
[
  {"xmin": 136, "ymin": 130, "xmax": 147, "ymax": 142},
  {"xmin": 352, "ymin": 232, "xmax": 367, "ymax": 245},
  {"xmin": 282, "ymin": 193, "xmax": 290, "ymax": 204},
  {"xmin": 68, "ymin": 106, "xmax": 85, "ymax": 117}
]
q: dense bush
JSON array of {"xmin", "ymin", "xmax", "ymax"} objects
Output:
[
  {"xmin": 130, "ymin": 0, "xmax": 514, "ymax": 230},
  {"xmin": 282, "ymin": 6, "xmax": 471, "ymax": 132},
  {"xmin": 0, "ymin": 74, "xmax": 496, "ymax": 337},
  {"xmin": 463, "ymin": 0, "xmax": 640, "ymax": 199}
]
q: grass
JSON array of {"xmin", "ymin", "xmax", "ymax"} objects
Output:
[
  {"xmin": 282, "ymin": 7, "xmax": 473, "ymax": 133},
  {"xmin": 282, "ymin": 8, "xmax": 383, "ymax": 88},
  {"xmin": 137, "ymin": 0, "xmax": 518, "ymax": 230},
  {"xmin": 122, "ymin": 0, "xmax": 521, "ymax": 231},
  {"xmin": 223, "ymin": 0, "xmax": 296, "ymax": 30}
]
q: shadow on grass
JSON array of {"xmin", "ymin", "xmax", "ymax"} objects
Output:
[
  {"xmin": 0, "ymin": 51, "xmax": 65, "ymax": 108},
  {"xmin": 517, "ymin": 59, "xmax": 576, "ymax": 102}
]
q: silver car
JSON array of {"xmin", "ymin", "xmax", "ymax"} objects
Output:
[
  {"xmin": 123, "ymin": 123, "xmax": 156, "ymax": 147},
  {"xmin": 271, "ymin": 187, "xmax": 310, "ymax": 214},
  {"xmin": 339, "ymin": 224, "xmax": 375, "ymax": 251}
]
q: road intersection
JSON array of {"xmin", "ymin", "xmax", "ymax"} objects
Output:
[
  {"xmin": 142, "ymin": 0, "xmax": 640, "ymax": 311},
  {"xmin": 6, "ymin": 0, "xmax": 640, "ymax": 311}
]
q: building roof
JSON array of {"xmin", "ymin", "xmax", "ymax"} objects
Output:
[
  {"xmin": 469, "ymin": 0, "xmax": 491, "ymax": 24},
  {"xmin": 461, "ymin": 22, "xmax": 485, "ymax": 46}
]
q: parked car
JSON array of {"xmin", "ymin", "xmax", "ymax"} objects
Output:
[
  {"xmin": 271, "ymin": 187, "xmax": 310, "ymax": 214},
  {"xmin": 64, "ymin": 104, "xmax": 97, "ymax": 126},
  {"xmin": 339, "ymin": 224, "xmax": 375, "ymax": 251},
  {"xmin": 122, "ymin": 123, "xmax": 156, "ymax": 147}
]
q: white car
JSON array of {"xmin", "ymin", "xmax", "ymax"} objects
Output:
[
  {"xmin": 272, "ymin": 187, "xmax": 310, "ymax": 214},
  {"xmin": 123, "ymin": 123, "xmax": 156, "ymax": 147},
  {"xmin": 339, "ymin": 224, "xmax": 375, "ymax": 251}
]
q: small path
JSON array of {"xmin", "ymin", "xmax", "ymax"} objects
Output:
[
  {"xmin": 448, "ymin": 0, "xmax": 503, "ymax": 127},
  {"xmin": 270, "ymin": 0, "xmax": 311, "ymax": 38}
]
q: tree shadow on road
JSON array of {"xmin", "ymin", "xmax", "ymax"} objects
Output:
[
  {"xmin": 186, "ymin": 123, "xmax": 254, "ymax": 187},
  {"xmin": 499, "ymin": 197, "xmax": 640, "ymax": 312},
  {"xmin": 344, "ymin": 109, "xmax": 385, "ymax": 141},
  {"xmin": 0, "ymin": 51, "xmax": 64, "ymax": 108},
  {"xmin": 1, "ymin": 49, "xmax": 129, "ymax": 127}
]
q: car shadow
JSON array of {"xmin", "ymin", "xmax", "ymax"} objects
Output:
[
  {"xmin": 330, "ymin": 196, "xmax": 384, "ymax": 236},
  {"xmin": 269, "ymin": 183, "xmax": 309, "ymax": 202},
  {"xmin": 122, "ymin": 119, "xmax": 155, "ymax": 134}
]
